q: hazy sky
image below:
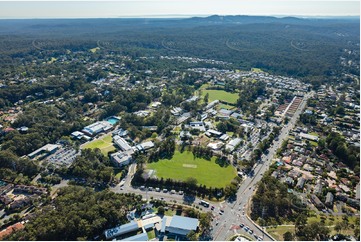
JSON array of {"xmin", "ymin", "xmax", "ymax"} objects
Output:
[{"xmin": 0, "ymin": 0, "xmax": 359, "ymax": 19}]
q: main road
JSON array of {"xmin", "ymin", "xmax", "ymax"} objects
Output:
[{"xmin": 212, "ymin": 91, "xmax": 313, "ymax": 241}]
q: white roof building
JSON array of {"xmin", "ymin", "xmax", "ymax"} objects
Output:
[
  {"xmin": 207, "ymin": 141, "xmax": 224, "ymax": 150},
  {"xmin": 28, "ymin": 144, "xmax": 60, "ymax": 159},
  {"xmin": 299, "ymin": 132, "xmax": 319, "ymax": 142},
  {"xmin": 110, "ymin": 151, "xmax": 133, "ymax": 167},
  {"xmin": 82, "ymin": 121, "xmax": 113, "ymax": 136},
  {"xmin": 225, "ymin": 138, "xmax": 242, "ymax": 152},
  {"xmin": 113, "ymin": 135, "xmax": 132, "ymax": 152}
]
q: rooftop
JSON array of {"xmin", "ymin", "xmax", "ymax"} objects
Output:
[{"xmin": 168, "ymin": 215, "xmax": 199, "ymax": 231}]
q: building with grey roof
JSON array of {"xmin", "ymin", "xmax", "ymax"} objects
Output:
[
  {"xmin": 225, "ymin": 138, "xmax": 241, "ymax": 152},
  {"xmin": 314, "ymin": 181, "xmax": 323, "ymax": 195},
  {"xmin": 120, "ymin": 232, "xmax": 148, "ymax": 241},
  {"xmin": 166, "ymin": 215, "xmax": 199, "ymax": 236},
  {"xmin": 311, "ymin": 194, "xmax": 324, "ymax": 209},
  {"xmin": 110, "ymin": 151, "xmax": 133, "ymax": 167},
  {"xmin": 325, "ymin": 192, "xmax": 334, "ymax": 207},
  {"xmin": 113, "ymin": 135, "xmax": 132, "ymax": 152},
  {"xmin": 82, "ymin": 121, "xmax": 113, "ymax": 136},
  {"xmin": 104, "ymin": 221, "xmax": 139, "ymax": 240},
  {"xmin": 296, "ymin": 177, "xmax": 306, "ymax": 189}
]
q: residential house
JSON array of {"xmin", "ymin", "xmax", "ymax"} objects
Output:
[
  {"xmin": 296, "ymin": 177, "xmax": 306, "ymax": 189},
  {"xmin": 311, "ymin": 194, "xmax": 324, "ymax": 209},
  {"xmin": 325, "ymin": 192, "xmax": 334, "ymax": 207}
]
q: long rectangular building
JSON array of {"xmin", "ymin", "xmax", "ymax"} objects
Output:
[
  {"xmin": 113, "ymin": 135, "xmax": 132, "ymax": 151},
  {"xmin": 104, "ymin": 221, "xmax": 139, "ymax": 240}
]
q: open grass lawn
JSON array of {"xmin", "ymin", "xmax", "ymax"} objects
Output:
[
  {"xmin": 147, "ymin": 230, "xmax": 156, "ymax": 240},
  {"xmin": 114, "ymin": 171, "xmax": 123, "ymax": 180},
  {"xmin": 218, "ymin": 103, "xmax": 237, "ymax": 110},
  {"xmin": 267, "ymin": 214, "xmax": 359, "ymax": 241},
  {"xmin": 146, "ymin": 151, "xmax": 236, "ymax": 188},
  {"xmin": 266, "ymin": 225, "xmax": 295, "ymax": 241},
  {"xmin": 202, "ymin": 90, "xmax": 239, "ymax": 104},
  {"xmin": 82, "ymin": 133, "xmax": 116, "ymax": 156}
]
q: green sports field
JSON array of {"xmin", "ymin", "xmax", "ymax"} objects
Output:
[
  {"xmin": 146, "ymin": 151, "xmax": 237, "ymax": 188},
  {"xmin": 202, "ymin": 90, "xmax": 238, "ymax": 104},
  {"xmin": 82, "ymin": 133, "xmax": 116, "ymax": 156}
]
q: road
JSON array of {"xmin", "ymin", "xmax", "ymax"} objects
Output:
[
  {"xmin": 111, "ymin": 92, "xmax": 313, "ymax": 241},
  {"xmin": 212, "ymin": 91, "xmax": 313, "ymax": 241}
]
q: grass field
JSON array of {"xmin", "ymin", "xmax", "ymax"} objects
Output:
[
  {"xmin": 218, "ymin": 103, "xmax": 236, "ymax": 110},
  {"xmin": 202, "ymin": 90, "xmax": 238, "ymax": 104},
  {"xmin": 146, "ymin": 151, "xmax": 236, "ymax": 188},
  {"xmin": 82, "ymin": 133, "xmax": 116, "ymax": 156}
]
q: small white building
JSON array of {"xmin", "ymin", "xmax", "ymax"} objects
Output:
[{"xmin": 207, "ymin": 141, "xmax": 224, "ymax": 150}]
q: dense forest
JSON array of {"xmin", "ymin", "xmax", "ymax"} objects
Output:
[
  {"xmin": 0, "ymin": 16, "xmax": 359, "ymax": 82},
  {"xmin": 7, "ymin": 186, "xmax": 144, "ymax": 241}
]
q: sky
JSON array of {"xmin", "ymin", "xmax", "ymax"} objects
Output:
[{"xmin": 0, "ymin": 0, "xmax": 359, "ymax": 19}]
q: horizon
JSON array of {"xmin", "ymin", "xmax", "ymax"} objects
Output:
[
  {"xmin": 0, "ymin": 14, "xmax": 360, "ymax": 20},
  {"xmin": 0, "ymin": 1, "xmax": 359, "ymax": 19}
]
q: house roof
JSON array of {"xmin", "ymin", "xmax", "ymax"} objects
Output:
[
  {"xmin": 0, "ymin": 222, "xmax": 24, "ymax": 240},
  {"xmin": 169, "ymin": 215, "xmax": 199, "ymax": 231}
]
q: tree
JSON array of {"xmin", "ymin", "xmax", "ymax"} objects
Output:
[
  {"xmin": 186, "ymin": 177, "xmax": 198, "ymax": 187},
  {"xmin": 203, "ymin": 93, "xmax": 209, "ymax": 104},
  {"xmin": 157, "ymin": 206, "xmax": 165, "ymax": 215},
  {"xmin": 283, "ymin": 231, "xmax": 294, "ymax": 241},
  {"xmin": 186, "ymin": 230, "xmax": 198, "ymax": 241}
]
